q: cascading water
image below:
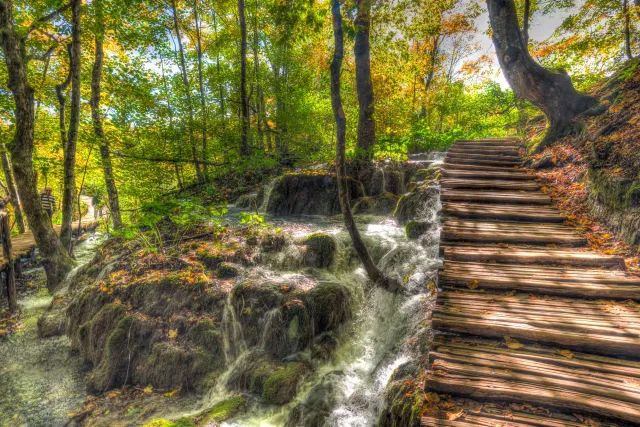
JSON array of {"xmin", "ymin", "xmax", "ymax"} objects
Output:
[
  {"xmin": 213, "ymin": 181, "xmax": 442, "ymax": 426},
  {"xmin": 259, "ymin": 178, "xmax": 279, "ymax": 214},
  {"xmin": 0, "ymin": 234, "xmax": 106, "ymax": 426}
]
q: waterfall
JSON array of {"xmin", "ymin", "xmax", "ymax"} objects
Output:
[
  {"xmin": 221, "ymin": 294, "xmax": 247, "ymax": 365},
  {"xmin": 259, "ymin": 178, "xmax": 279, "ymax": 214}
]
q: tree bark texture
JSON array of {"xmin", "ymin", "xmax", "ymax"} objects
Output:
[
  {"xmin": 171, "ymin": 0, "xmax": 203, "ymax": 183},
  {"xmin": 0, "ymin": 0, "xmax": 75, "ymax": 290},
  {"xmin": 60, "ymin": 0, "xmax": 82, "ymax": 253},
  {"xmin": 522, "ymin": 0, "xmax": 530, "ymax": 46},
  {"xmin": 487, "ymin": 0, "xmax": 600, "ymax": 150},
  {"xmin": 354, "ymin": 0, "xmax": 375, "ymax": 160},
  {"xmin": 239, "ymin": 0, "xmax": 250, "ymax": 157},
  {"xmin": 331, "ymin": 0, "xmax": 401, "ymax": 294},
  {"xmin": 1, "ymin": 213, "xmax": 16, "ymax": 312},
  {"xmin": 91, "ymin": 0, "xmax": 123, "ymax": 229},
  {"xmin": 193, "ymin": 0, "xmax": 209, "ymax": 178},
  {"xmin": 0, "ymin": 143, "xmax": 24, "ymax": 233},
  {"xmin": 623, "ymin": 0, "xmax": 633, "ymax": 60}
]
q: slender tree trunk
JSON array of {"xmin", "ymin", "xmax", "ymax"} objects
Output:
[
  {"xmin": 253, "ymin": 0, "xmax": 265, "ymax": 151},
  {"xmin": 522, "ymin": 0, "xmax": 530, "ymax": 47},
  {"xmin": 60, "ymin": 0, "xmax": 82, "ymax": 254},
  {"xmin": 170, "ymin": 0, "xmax": 203, "ymax": 183},
  {"xmin": 635, "ymin": 0, "xmax": 640, "ymax": 20},
  {"xmin": 239, "ymin": 0, "xmax": 250, "ymax": 157},
  {"xmin": 354, "ymin": 0, "xmax": 375, "ymax": 160},
  {"xmin": 0, "ymin": 0, "xmax": 75, "ymax": 290},
  {"xmin": 487, "ymin": 0, "xmax": 601, "ymax": 150},
  {"xmin": 624, "ymin": 0, "xmax": 633, "ymax": 60},
  {"xmin": 420, "ymin": 36, "xmax": 440, "ymax": 118},
  {"xmin": 0, "ymin": 144, "xmax": 24, "ymax": 233},
  {"xmin": 193, "ymin": 0, "xmax": 209, "ymax": 179},
  {"xmin": 213, "ymin": 12, "xmax": 226, "ymax": 128},
  {"xmin": 1, "ymin": 213, "xmax": 16, "ymax": 312},
  {"xmin": 330, "ymin": 0, "xmax": 401, "ymax": 294},
  {"xmin": 91, "ymin": 0, "xmax": 122, "ymax": 229}
]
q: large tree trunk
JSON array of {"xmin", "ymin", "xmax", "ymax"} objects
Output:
[
  {"xmin": 354, "ymin": 0, "xmax": 375, "ymax": 160},
  {"xmin": 239, "ymin": 0, "xmax": 250, "ymax": 157},
  {"xmin": 193, "ymin": 0, "xmax": 209, "ymax": 179},
  {"xmin": 488, "ymin": 0, "xmax": 600, "ymax": 150},
  {"xmin": 170, "ymin": 0, "xmax": 203, "ymax": 183},
  {"xmin": 60, "ymin": 0, "xmax": 82, "ymax": 253},
  {"xmin": 0, "ymin": 143, "xmax": 24, "ymax": 233},
  {"xmin": 0, "ymin": 0, "xmax": 75, "ymax": 290},
  {"xmin": 91, "ymin": 0, "xmax": 122, "ymax": 229},
  {"xmin": 330, "ymin": 0, "xmax": 401, "ymax": 294}
]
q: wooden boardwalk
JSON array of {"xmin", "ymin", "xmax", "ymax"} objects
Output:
[
  {"xmin": 0, "ymin": 219, "xmax": 100, "ymax": 266},
  {"xmin": 422, "ymin": 139, "xmax": 640, "ymax": 426}
]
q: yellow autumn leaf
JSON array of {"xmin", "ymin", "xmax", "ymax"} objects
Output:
[
  {"xmin": 558, "ymin": 349, "xmax": 574, "ymax": 359},
  {"xmin": 504, "ymin": 336, "xmax": 524, "ymax": 350},
  {"xmin": 467, "ymin": 280, "xmax": 479, "ymax": 290},
  {"xmin": 168, "ymin": 329, "xmax": 178, "ymax": 339},
  {"xmin": 164, "ymin": 389, "xmax": 179, "ymax": 397},
  {"xmin": 143, "ymin": 386, "xmax": 153, "ymax": 394}
]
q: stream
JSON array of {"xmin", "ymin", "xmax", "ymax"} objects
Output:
[{"xmin": 0, "ymin": 234, "xmax": 105, "ymax": 427}]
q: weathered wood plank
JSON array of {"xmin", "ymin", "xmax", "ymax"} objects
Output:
[
  {"xmin": 441, "ymin": 178, "xmax": 540, "ymax": 191},
  {"xmin": 442, "ymin": 169, "xmax": 534, "ymax": 180},
  {"xmin": 442, "ymin": 245, "xmax": 627, "ymax": 269},
  {"xmin": 442, "ymin": 162, "xmax": 525, "ymax": 173},
  {"xmin": 441, "ymin": 189, "xmax": 551, "ymax": 205},
  {"xmin": 443, "ymin": 202, "xmax": 565, "ymax": 222}
]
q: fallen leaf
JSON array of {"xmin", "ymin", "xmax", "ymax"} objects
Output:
[
  {"xmin": 168, "ymin": 329, "xmax": 178, "ymax": 339},
  {"xmin": 467, "ymin": 280, "xmax": 479, "ymax": 290},
  {"xmin": 504, "ymin": 336, "xmax": 524, "ymax": 350},
  {"xmin": 558, "ymin": 349, "xmax": 574, "ymax": 359},
  {"xmin": 164, "ymin": 389, "xmax": 179, "ymax": 397},
  {"xmin": 143, "ymin": 386, "xmax": 153, "ymax": 394}
]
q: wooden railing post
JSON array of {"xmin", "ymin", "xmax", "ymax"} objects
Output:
[{"xmin": 1, "ymin": 213, "xmax": 17, "ymax": 312}]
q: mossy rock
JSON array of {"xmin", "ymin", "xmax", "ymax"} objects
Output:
[
  {"xmin": 199, "ymin": 395, "xmax": 247, "ymax": 424},
  {"xmin": 187, "ymin": 319, "xmax": 222, "ymax": 351},
  {"xmin": 405, "ymin": 221, "xmax": 431, "ymax": 239},
  {"xmin": 304, "ymin": 282, "xmax": 351, "ymax": 333},
  {"xmin": 144, "ymin": 417, "xmax": 195, "ymax": 427},
  {"xmin": 262, "ymin": 362, "xmax": 307, "ymax": 405},
  {"xmin": 303, "ymin": 233, "xmax": 337, "ymax": 268},
  {"xmin": 217, "ymin": 262, "xmax": 241, "ymax": 278},
  {"xmin": 352, "ymin": 193, "xmax": 400, "ymax": 216},
  {"xmin": 261, "ymin": 232, "xmax": 286, "ymax": 252},
  {"xmin": 393, "ymin": 185, "xmax": 440, "ymax": 224}
]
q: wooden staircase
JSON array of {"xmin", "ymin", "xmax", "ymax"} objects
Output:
[{"xmin": 422, "ymin": 139, "xmax": 640, "ymax": 426}]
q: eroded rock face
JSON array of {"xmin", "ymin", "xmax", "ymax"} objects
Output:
[
  {"xmin": 394, "ymin": 185, "xmax": 440, "ymax": 225},
  {"xmin": 266, "ymin": 173, "xmax": 345, "ymax": 216}
]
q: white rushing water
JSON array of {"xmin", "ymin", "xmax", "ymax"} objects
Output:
[{"xmin": 218, "ymin": 173, "xmax": 443, "ymax": 426}]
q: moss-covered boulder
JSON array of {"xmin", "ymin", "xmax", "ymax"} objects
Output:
[
  {"xmin": 352, "ymin": 193, "xmax": 400, "ymax": 216},
  {"xmin": 405, "ymin": 221, "xmax": 431, "ymax": 239},
  {"xmin": 285, "ymin": 373, "xmax": 339, "ymax": 427},
  {"xmin": 217, "ymin": 262, "xmax": 241, "ymax": 278},
  {"xmin": 303, "ymin": 233, "xmax": 337, "ymax": 268},
  {"xmin": 198, "ymin": 395, "xmax": 246, "ymax": 425},
  {"xmin": 394, "ymin": 185, "xmax": 440, "ymax": 224},
  {"xmin": 262, "ymin": 362, "xmax": 307, "ymax": 405}
]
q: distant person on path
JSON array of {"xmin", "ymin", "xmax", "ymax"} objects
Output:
[{"xmin": 40, "ymin": 188, "xmax": 56, "ymax": 222}]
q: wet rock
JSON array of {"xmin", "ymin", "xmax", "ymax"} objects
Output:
[
  {"xmin": 285, "ymin": 373, "xmax": 339, "ymax": 427},
  {"xmin": 262, "ymin": 362, "xmax": 307, "ymax": 405},
  {"xmin": 394, "ymin": 185, "xmax": 440, "ymax": 224},
  {"xmin": 266, "ymin": 173, "xmax": 343, "ymax": 216},
  {"xmin": 235, "ymin": 193, "xmax": 259, "ymax": 209},
  {"xmin": 198, "ymin": 395, "xmax": 247, "ymax": 425},
  {"xmin": 352, "ymin": 193, "xmax": 400, "ymax": 216},
  {"xmin": 310, "ymin": 332, "xmax": 339, "ymax": 361},
  {"xmin": 405, "ymin": 220, "xmax": 432, "ymax": 239},
  {"xmin": 303, "ymin": 233, "xmax": 337, "ymax": 268},
  {"xmin": 260, "ymin": 231, "xmax": 286, "ymax": 252},
  {"xmin": 37, "ymin": 312, "xmax": 67, "ymax": 338}
]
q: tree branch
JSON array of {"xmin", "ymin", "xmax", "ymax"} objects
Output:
[{"xmin": 24, "ymin": 2, "xmax": 72, "ymax": 40}]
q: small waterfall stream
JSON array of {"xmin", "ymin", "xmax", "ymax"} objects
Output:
[{"xmin": 0, "ymin": 234, "xmax": 106, "ymax": 426}]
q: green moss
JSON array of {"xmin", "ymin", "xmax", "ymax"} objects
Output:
[
  {"xmin": 625, "ymin": 181, "xmax": 640, "ymax": 207},
  {"xmin": 187, "ymin": 319, "xmax": 222, "ymax": 351},
  {"xmin": 199, "ymin": 396, "xmax": 247, "ymax": 424},
  {"xmin": 262, "ymin": 362, "xmax": 307, "ymax": 405},
  {"xmin": 89, "ymin": 314, "xmax": 135, "ymax": 392},
  {"xmin": 144, "ymin": 417, "xmax": 195, "ymax": 427},
  {"xmin": 303, "ymin": 233, "xmax": 337, "ymax": 268},
  {"xmin": 139, "ymin": 342, "xmax": 190, "ymax": 390},
  {"xmin": 405, "ymin": 221, "xmax": 430, "ymax": 239},
  {"xmin": 217, "ymin": 262, "xmax": 240, "ymax": 278}
]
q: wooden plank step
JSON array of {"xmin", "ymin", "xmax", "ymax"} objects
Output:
[
  {"xmin": 443, "ymin": 202, "xmax": 565, "ymax": 223},
  {"xmin": 448, "ymin": 147, "xmax": 520, "ymax": 156},
  {"xmin": 445, "ymin": 155, "xmax": 521, "ymax": 167},
  {"xmin": 441, "ymin": 178, "xmax": 540, "ymax": 192},
  {"xmin": 422, "ymin": 410, "xmax": 588, "ymax": 427},
  {"xmin": 447, "ymin": 150, "xmax": 521, "ymax": 159},
  {"xmin": 432, "ymin": 292, "xmax": 640, "ymax": 357},
  {"xmin": 454, "ymin": 139, "xmax": 520, "ymax": 146},
  {"xmin": 443, "ymin": 220, "xmax": 586, "ymax": 246},
  {"xmin": 441, "ymin": 190, "xmax": 551, "ymax": 205},
  {"xmin": 442, "ymin": 169, "xmax": 534, "ymax": 180},
  {"xmin": 443, "ymin": 245, "xmax": 627, "ymax": 269},
  {"xmin": 442, "ymin": 162, "xmax": 525, "ymax": 173}
]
